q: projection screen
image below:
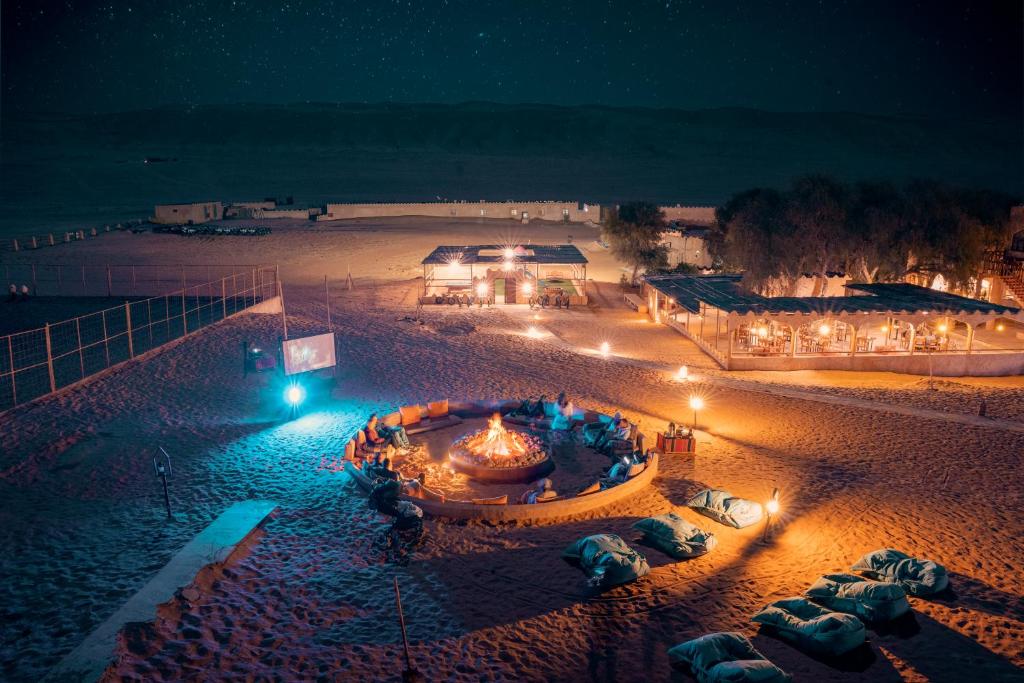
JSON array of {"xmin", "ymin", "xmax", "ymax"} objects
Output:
[{"xmin": 282, "ymin": 332, "xmax": 337, "ymax": 376}]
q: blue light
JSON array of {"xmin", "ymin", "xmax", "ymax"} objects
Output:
[{"xmin": 285, "ymin": 384, "xmax": 305, "ymax": 406}]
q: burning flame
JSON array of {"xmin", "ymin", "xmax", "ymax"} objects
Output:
[{"xmin": 465, "ymin": 413, "xmax": 529, "ymax": 459}]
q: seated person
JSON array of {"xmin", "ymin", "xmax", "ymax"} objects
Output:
[
  {"xmin": 583, "ymin": 411, "xmax": 621, "ymax": 447},
  {"xmin": 367, "ymin": 413, "xmax": 411, "ymax": 449},
  {"xmin": 604, "ymin": 455, "xmax": 640, "ymax": 485},
  {"xmin": 529, "ymin": 394, "xmax": 548, "ymax": 418},
  {"xmin": 550, "ymin": 392, "xmax": 576, "ymax": 430},
  {"xmin": 519, "ymin": 478, "xmax": 557, "ymax": 504},
  {"xmin": 378, "ymin": 457, "xmax": 401, "ymax": 481},
  {"xmin": 508, "ymin": 397, "xmax": 535, "ymax": 417},
  {"xmin": 599, "ymin": 419, "xmax": 633, "ymax": 455}
]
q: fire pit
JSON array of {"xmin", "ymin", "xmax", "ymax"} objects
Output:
[{"xmin": 449, "ymin": 414, "xmax": 553, "ymax": 483}]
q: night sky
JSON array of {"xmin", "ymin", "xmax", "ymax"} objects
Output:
[{"xmin": 1, "ymin": 0, "xmax": 1020, "ymax": 118}]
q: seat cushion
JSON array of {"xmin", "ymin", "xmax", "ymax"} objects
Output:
[
  {"xmin": 400, "ymin": 405, "xmax": 423, "ymax": 426},
  {"xmin": 427, "ymin": 399, "xmax": 449, "ymax": 418}
]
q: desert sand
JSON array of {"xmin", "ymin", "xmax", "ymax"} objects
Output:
[{"xmin": 1, "ymin": 218, "xmax": 1022, "ymax": 682}]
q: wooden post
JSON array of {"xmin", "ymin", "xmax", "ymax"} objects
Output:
[
  {"xmin": 393, "ymin": 577, "xmax": 417, "ymax": 680},
  {"xmin": 131, "ymin": 265, "xmax": 136, "ymax": 296},
  {"xmin": 125, "ymin": 302, "xmax": 134, "ymax": 358},
  {"xmin": 222, "ymin": 278, "xmax": 228, "ymax": 319},
  {"xmin": 44, "ymin": 323, "xmax": 56, "ymax": 393},
  {"xmin": 81, "ymin": 264, "xmax": 87, "ymax": 292},
  {"xmin": 106, "ymin": 266, "xmax": 113, "ymax": 297}
]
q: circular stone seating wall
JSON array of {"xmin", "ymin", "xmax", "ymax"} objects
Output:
[{"xmin": 345, "ymin": 399, "xmax": 658, "ymax": 522}]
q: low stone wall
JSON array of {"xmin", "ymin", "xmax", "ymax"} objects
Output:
[{"xmin": 319, "ymin": 201, "xmax": 600, "ymax": 223}]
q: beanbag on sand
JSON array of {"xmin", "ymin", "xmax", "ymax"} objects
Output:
[
  {"xmin": 668, "ymin": 632, "xmax": 791, "ymax": 682},
  {"xmin": 633, "ymin": 512, "xmax": 716, "ymax": 559},
  {"xmin": 687, "ymin": 489, "xmax": 763, "ymax": 529},
  {"xmin": 851, "ymin": 548, "xmax": 949, "ymax": 597},
  {"xmin": 805, "ymin": 573, "xmax": 910, "ymax": 622},
  {"xmin": 562, "ymin": 534, "xmax": 650, "ymax": 587},
  {"xmin": 751, "ymin": 597, "xmax": 866, "ymax": 656}
]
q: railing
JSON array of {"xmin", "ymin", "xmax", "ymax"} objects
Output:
[{"xmin": 0, "ymin": 265, "xmax": 278, "ymax": 413}]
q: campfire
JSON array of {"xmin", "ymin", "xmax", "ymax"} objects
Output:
[{"xmin": 450, "ymin": 414, "xmax": 546, "ymax": 469}]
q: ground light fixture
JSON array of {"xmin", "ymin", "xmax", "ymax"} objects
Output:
[
  {"xmin": 527, "ymin": 326, "xmax": 541, "ymax": 338},
  {"xmin": 689, "ymin": 395, "xmax": 704, "ymax": 429},
  {"xmin": 476, "ymin": 283, "xmax": 488, "ymax": 298},
  {"xmin": 818, "ymin": 323, "xmax": 831, "ymax": 337},
  {"xmin": 996, "ymin": 322, "xmax": 1005, "ymax": 332},
  {"xmin": 521, "ymin": 282, "xmax": 532, "ymax": 296},
  {"xmin": 600, "ymin": 341, "xmax": 610, "ymax": 356},
  {"xmin": 677, "ymin": 365, "xmax": 689, "ymax": 380},
  {"xmin": 285, "ymin": 384, "xmax": 306, "ymax": 407},
  {"xmin": 762, "ymin": 487, "xmax": 781, "ymax": 543}
]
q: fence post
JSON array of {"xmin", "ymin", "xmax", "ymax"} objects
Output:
[
  {"xmin": 12, "ymin": 239, "xmax": 18, "ymax": 251},
  {"xmin": 131, "ymin": 265, "xmax": 136, "ymax": 296},
  {"xmin": 222, "ymin": 278, "xmax": 227, "ymax": 319},
  {"xmin": 182, "ymin": 286, "xmax": 188, "ymax": 335},
  {"xmin": 101, "ymin": 310, "xmax": 111, "ymax": 366},
  {"xmin": 7, "ymin": 336, "xmax": 16, "ymax": 405},
  {"xmin": 31, "ymin": 264, "xmax": 37, "ymax": 295},
  {"xmin": 44, "ymin": 323, "xmax": 56, "ymax": 393},
  {"xmin": 125, "ymin": 302, "xmax": 134, "ymax": 358},
  {"xmin": 148, "ymin": 298, "xmax": 154, "ymax": 346},
  {"xmin": 48, "ymin": 234, "xmax": 55, "ymax": 246},
  {"xmin": 75, "ymin": 317, "xmax": 85, "ymax": 379},
  {"xmin": 81, "ymin": 264, "xmax": 86, "ymax": 293},
  {"xmin": 279, "ymin": 278, "xmax": 288, "ymax": 339},
  {"xmin": 106, "ymin": 266, "xmax": 112, "ymax": 297}
]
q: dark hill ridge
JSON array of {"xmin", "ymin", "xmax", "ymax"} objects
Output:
[{"xmin": 0, "ymin": 102, "xmax": 1019, "ymax": 234}]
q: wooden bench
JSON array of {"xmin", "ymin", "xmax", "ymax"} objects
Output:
[{"xmin": 624, "ymin": 293, "xmax": 648, "ymax": 314}]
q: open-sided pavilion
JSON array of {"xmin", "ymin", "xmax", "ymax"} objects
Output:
[
  {"xmin": 421, "ymin": 244, "xmax": 588, "ymax": 305},
  {"xmin": 643, "ymin": 274, "xmax": 1024, "ymax": 375}
]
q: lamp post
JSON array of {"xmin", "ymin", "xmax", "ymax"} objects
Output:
[
  {"xmin": 762, "ymin": 487, "xmax": 780, "ymax": 543},
  {"xmin": 689, "ymin": 395, "xmax": 703, "ymax": 430},
  {"xmin": 154, "ymin": 447, "xmax": 173, "ymax": 519}
]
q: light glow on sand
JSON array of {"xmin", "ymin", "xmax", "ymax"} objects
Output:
[
  {"xmin": 676, "ymin": 365, "xmax": 688, "ymax": 380},
  {"xmin": 766, "ymin": 498, "xmax": 780, "ymax": 515},
  {"xmin": 527, "ymin": 326, "xmax": 542, "ymax": 338},
  {"xmin": 476, "ymin": 283, "xmax": 488, "ymax": 297},
  {"xmin": 600, "ymin": 341, "xmax": 610, "ymax": 356}
]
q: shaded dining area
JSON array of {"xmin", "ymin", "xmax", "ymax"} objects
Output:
[{"xmin": 642, "ymin": 274, "xmax": 1024, "ymax": 375}]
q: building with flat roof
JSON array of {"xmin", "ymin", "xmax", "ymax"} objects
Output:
[
  {"xmin": 643, "ymin": 274, "xmax": 1024, "ymax": 375},
  {"xmin": 152, "ymin": 201, "xmax": 223, "ymax": 225},
  {"xmin": 421, "ymin": 244, "xmax": 588, "ymax": 305}
]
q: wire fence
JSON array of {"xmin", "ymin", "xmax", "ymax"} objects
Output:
[
  {"xmin": 0, "ymin": 265, "xmax": 278, "ymax": 412},
  {"xmin": 1, "ymin": 262, "xmax": 274, "ymax": 297}
]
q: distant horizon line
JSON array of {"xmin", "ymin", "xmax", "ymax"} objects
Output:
[{"xmin": 2, "ymin": 99, "xmax": 1018, "ymax": 124}]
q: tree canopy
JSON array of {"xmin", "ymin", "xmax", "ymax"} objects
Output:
[
  {"xmin": 602, "ymin": 201, "xmax": 669, "ymax": 285},
  {"xmin": 710, "ymin": 176, "xmax": 1019, "ymax": 295}
]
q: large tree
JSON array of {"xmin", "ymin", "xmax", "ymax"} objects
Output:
[
  {"xmin": 711, "ymin": 176, "xmax": 1019, "ymax": 295},
  {"xmin": 603, "ymin": 201, "xmax": 669, "ymax": 285}
]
